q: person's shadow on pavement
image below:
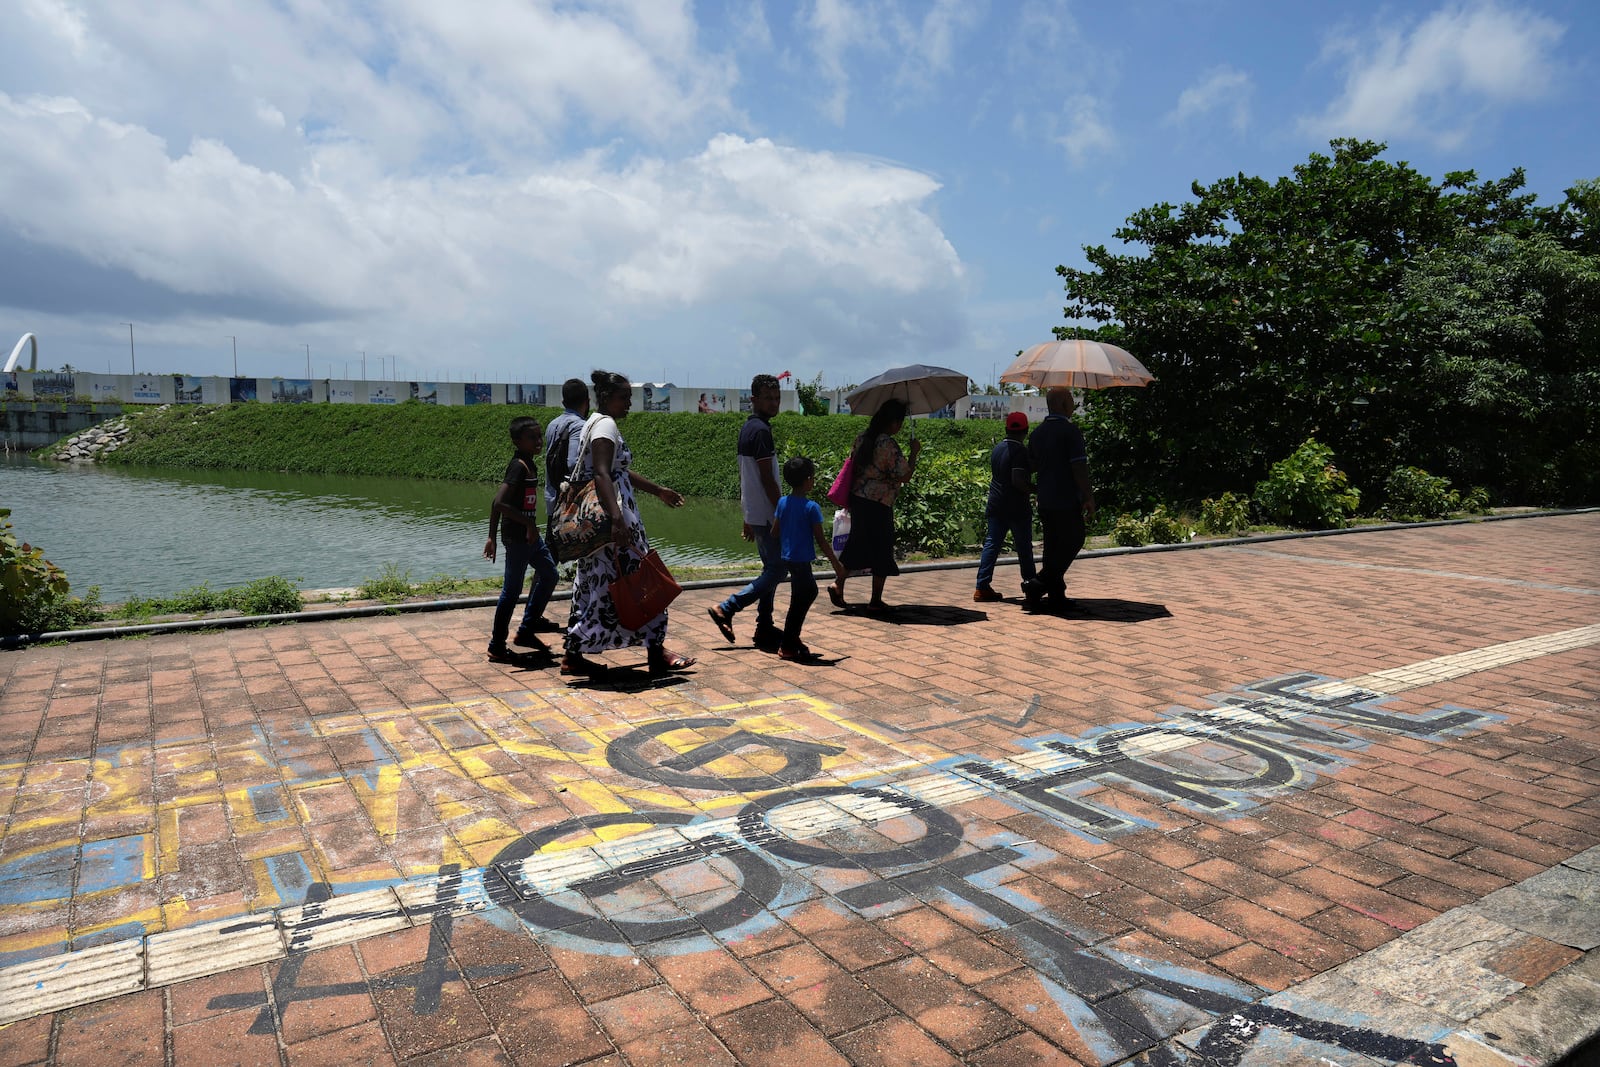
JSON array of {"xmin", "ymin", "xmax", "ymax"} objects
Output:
[
  {"xmin": 830, "ymin": 604, "xmax": 988, "ymax": 626},
  {"xmin": 1023, "ymin": 597, "xmax": 1171, "ymax": 622}
]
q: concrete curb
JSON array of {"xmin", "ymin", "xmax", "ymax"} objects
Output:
[{"xmin": 4, "ymin": 506, "xmax": 1593, "ymax": 650}]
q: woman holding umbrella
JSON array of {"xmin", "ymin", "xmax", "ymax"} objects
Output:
[{"xmin": 828, "ymin": 397, "xmax": 920, "ymax": 614}]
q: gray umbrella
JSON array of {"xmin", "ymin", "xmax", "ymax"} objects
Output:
[{"xmin": 844, "ymin": 364, "xmax": 969, "ymax": 418}]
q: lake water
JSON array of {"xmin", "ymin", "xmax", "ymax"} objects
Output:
[{"xmin": 0, "ymin": 453, "xmax": 755, "ymax": 602}]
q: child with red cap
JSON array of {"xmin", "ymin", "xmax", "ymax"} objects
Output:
[{"xmin": 974, "ymin": 411, "xmax": 1040, "ymax": 603}]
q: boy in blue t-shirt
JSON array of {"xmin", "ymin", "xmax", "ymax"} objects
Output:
[{"xmin": 772, "ymin": 456, "xmax": 848, "ymax": 661}]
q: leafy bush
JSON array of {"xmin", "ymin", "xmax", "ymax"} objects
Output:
[
  {"xmin": 1198, "ymin": 492, "xmax": 1252, "ymax": 536},
  {"xmin": 1109, "ymin": 505, "xmax": 1192, "ymax": 547},
  {"xmin": 170, "ymin": 582, "xmax": 232, "ymax": 614},
  {"xmin": 1382, "ymin": 466, "xmax": 1458, "ymax": 521},
  {"xmin": 1254, "ymin": 438, "xmax": 1361, "ymax": 529},
  {"xmin": 893, "ymin": 449, "xmax": 989, "ymax": 558},
  {"xmin": 1380, "ymin": 466, "xmax": 1495, "ymax": 520},
  {"xmin": 1111, "ymin": 514, "xmax": 1149, "ymax": 547},
  {"xmin": 1143, "ymin": 505, "xmax": 1191, "ymax": 544},
  {"xmin": 359, "ymin": 563, "xmax": 415, "ymax": 603},
  {"xmin": 1, "ymin": 508, "xmax": 86, "ymax": 635},
  {"xmin": 235, "ymin": 575, "xmax": 304, "ymax": 615}
]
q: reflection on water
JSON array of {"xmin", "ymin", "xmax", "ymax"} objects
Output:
[{"xmin": 0, "ymin": 454, "xmax": 754, "ymax": 601}]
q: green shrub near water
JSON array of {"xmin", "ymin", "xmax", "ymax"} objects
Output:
[
  {"xmin": 118, "ymin": 576, "xmax": 303, "ymax": 620},
  {"xmin": 2, "ymin": 508, "xmax": 105, "ymax": 634}
]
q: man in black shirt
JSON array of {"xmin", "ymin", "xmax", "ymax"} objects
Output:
[{"xmin": 1028, "ymin": 389, "xmax": 1095, "ymax": 610}]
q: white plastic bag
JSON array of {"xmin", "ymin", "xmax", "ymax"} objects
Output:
[{"xmin": 831, "ymin": 508, "xmax": 851, "ymax": 555}]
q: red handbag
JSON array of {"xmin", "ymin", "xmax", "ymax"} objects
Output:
[{"xmin": 609, "ymin": 549, "xmax": 681, "ymax": 631}]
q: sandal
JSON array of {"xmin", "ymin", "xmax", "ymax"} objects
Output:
[
  {"xmin": 707, "ymin": 606, "xmax": 736, "ymax": 643},
  {"xmin": 560, "ymin": 655, "xmax": 609, "ymax": 678},
  {"xmin": 647, "ymin": 648, "xmax": 696, "ymax": 675},
  {"xmin": 827, "ymin": 584, "xmax": 845, "ymax": 609}
]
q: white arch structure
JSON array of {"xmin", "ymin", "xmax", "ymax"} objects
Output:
[{"xmin": 4, "ymin": 333, "xmax": 38, "ymax": 373}]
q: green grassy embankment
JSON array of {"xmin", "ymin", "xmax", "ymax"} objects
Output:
[{"xmin": 103, "ymin": 402, "xmax": 1012, "ymax": 499}]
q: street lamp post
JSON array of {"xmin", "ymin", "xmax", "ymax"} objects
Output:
[
  {"xmin": 226, "ymin": 335, "xmax": 237, "ymax": 376},
  {"xmin": 378, "ymin": 355, "xmax": 387, "ymax": 380},
  {"xmin": 303, "ymin": 344, "xmax": 311, "ymax": 378},
  {"xmin": 119, "ymin": 323, "xmax": 136, "ymax": 373},
  {"xmin": 360, "ymin": 350, "xmax": 366, "ymax": 380}
]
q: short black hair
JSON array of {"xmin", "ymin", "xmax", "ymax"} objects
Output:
[
  {"xmin": 509, "ymin": 416, "xmax": 540, "ymax": 440},
  {"xmin": 561, "ymin": 378, "xmax": 589, "ymax": 408},
  {"xmin": 783, "ymin": 455, "xmax": 815, "ymax": 489},
  {"xmin": 751, "ymin": 373, "xmax": 780, "ymax": 396}
]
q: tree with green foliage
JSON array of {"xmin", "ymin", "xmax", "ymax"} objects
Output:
[
  {"xmin": 1058, "ymin": 139, "xmax": 1599, "ymax": 509},
  {"xmin": 795, "ymin": 373, "xmax": 830, "ymax": 416}
]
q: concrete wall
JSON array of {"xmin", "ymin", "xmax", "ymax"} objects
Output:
[
  {"xmin": 0, "ymin": 403, "xmax": 122, "ymax": 451},
  {"xmin": 0, "ymin": 372, "xmax": 804, "ymax": 415}
]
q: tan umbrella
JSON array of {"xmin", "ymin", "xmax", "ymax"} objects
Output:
[{"xmin": 999, "ymin": 340, "xmax": 1155, "ymax": 389}]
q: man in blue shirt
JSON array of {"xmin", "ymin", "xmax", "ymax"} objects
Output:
[
  {"xmin": 1028, "ymin": 388, "xmax": 1095, "ymax": 610},
  {"xmin": 708, "ymin": 374, "xmax": 786, "ymax": 651}
]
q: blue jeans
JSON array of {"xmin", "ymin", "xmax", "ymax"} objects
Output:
[
  {"xmin": 976, "ymin": 510, "xmax": 1037, "ymax": 590},
  {"xmin": 781, "ymin": 560, "xmax": 819, "ymax": 650},
  {"xmin": 718, "ymin": 523, "xmax": 783, "ymax": 632},
  {"xmin": 491, "ymin": 537, "xmax": 559, "ymax": 648}
]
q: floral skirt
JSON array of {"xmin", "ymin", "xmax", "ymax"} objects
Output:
[{"xmin": 565, "ymin": 482, "xmax": 669, "ymax": 653}]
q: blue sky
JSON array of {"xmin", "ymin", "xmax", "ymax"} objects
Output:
[{"xmin": 2, "ymin": 1, "xmax": 1596, "ymax": 391}]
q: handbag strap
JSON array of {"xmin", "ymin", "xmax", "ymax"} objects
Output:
[{"xmin": 566, "ymin": 414, "xmax": 605, "ymax": 489}]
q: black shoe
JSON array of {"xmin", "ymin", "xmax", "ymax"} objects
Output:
[
  {"xmin": 522, "ymin": 618, "xmax": 565, "ymax": 634},
  {"xmin": 1020, "ymin": 579, "xmax": 1044, "ymax": 604},
  {"xmin": 753, "ymin": 625, "xmax": 783, "ymax": 653}
]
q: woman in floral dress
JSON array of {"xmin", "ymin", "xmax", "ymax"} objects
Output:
[{"xmin": 562, "ymin": 369, "xmax": 697, "ymax": 677}]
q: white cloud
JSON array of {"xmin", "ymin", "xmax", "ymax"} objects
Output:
[
  {"xmin": 388, "ymin": 0, "xmax": 739, "ymax": 148},
  {"xmin": 1167, "ymin": 66, "xmax": 1252, "ymax": 134},
  {"xmin": 889, "ymin": 0, "xmax": 982, "ymax": 94},
  {"xmin": 800, "ymin": 0, "xmax": 876, "ymax": 124},
  {"xmin": 1053, "ymin": 94, "xmax": 1115, "ymax": 168},
  {"xmin": 0, "ymin": 91, "xmax": 964, "ymax": 376},
  {"xmin": 797, "ymin": 0, "xmax": 979, "ymax": 124},
  {"xmin": 21, "ymin": 0, "xmax": 91, "ymax": 56},
  {"xmin": 0, "ymin": 2, "xmax": 978, "ymax": 383},
  {"xmin": 1302, "ymin": 2, "xmax": 1563, "ymax": 148}
]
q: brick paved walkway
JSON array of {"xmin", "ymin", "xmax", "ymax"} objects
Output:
[{"xmin": 1, "ymin": 514, "xmax": 1596, "ymax": 1066}]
